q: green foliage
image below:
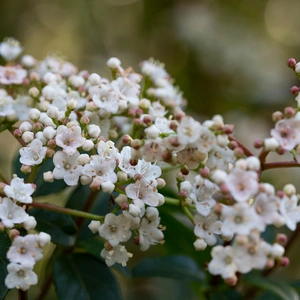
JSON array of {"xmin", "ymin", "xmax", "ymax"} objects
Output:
[
  {"xmin": 132, "ymin": 255, "xmax": 205, "ymax": 282},
  {"xmin": 53, "ymin": 253, "xmax": 122, "ymax": 300},
  {"xmin": 244, "ymin": 275, "xmax": 299, "ymax": 300},
  {"xmin": 0, "ymin": 231, "xmax": 11, "ymax": 300},
  {"xmin": 29, "ymin": 207, "xmax": 77, "ymax": 247}
]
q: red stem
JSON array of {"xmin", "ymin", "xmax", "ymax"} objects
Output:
[{"xmin": 228, "ymin": 136, "xmax": 253, "ymax": 157}]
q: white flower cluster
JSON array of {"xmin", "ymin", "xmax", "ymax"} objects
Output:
[
  {"xmin": 0, "ymin": 175, "xmax": 51, "ymax": 290},
  {"xmin": 5, "ymin": 232, "xmax": 50, "ymax": 291},
  {"xmin": 1, "ymin": 38, "xmax": 300, "ymax": 290}
]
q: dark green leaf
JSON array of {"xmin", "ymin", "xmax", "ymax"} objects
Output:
[
  {"xmin": 29, "ymin": 207, "xmax": 77, "ymax": 247},
  {"xmin": 53, "ymin": 253, "xmax": 122, "ymax": 300},
  {"xmin": 159, "ymin": 208, "xmax": 211, "ymax": 265},
  {"xmin": 76, "ymin": 238, "xmax": 132, "ymax": 278},
  {"xmin": 132, "ymin": 255, "xmax": 205, "ymax": 282},
  {"xmin": 13, "ymin": 153, "xmax": 67, "ymax": 197},
  {"xmin": 0, "ymin": 231, "xmax": 11, "ymax": 300},
  {"xmin": 244, "ymin": 275, "xmax": 299, "ymax": 300}
]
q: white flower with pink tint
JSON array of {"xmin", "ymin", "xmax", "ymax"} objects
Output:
[
  {"xmin": 55, "ymin": 125, "xmax": 86, "ymax": 155},
  {"xmin": 225, "ymin": 168, "xmax": 259, "ymax": 202},
  {"xmin": 125, "ymin": 180, "xmax": 163, "ymax": 208},
  {"xmin": 271, "ymin": 117, "xmax": 300, "ymax": 151},
  {"xmin": 0, "ymin": 66, "xmax": 27, "ymax": 85}
]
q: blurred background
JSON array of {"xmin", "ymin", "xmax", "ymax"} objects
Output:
[{"xmin": 2, "ymin": 0, "xmax": 300, "ymax": 298}]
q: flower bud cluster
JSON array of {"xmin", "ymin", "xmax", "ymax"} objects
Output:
[{"xmin": 1, "ymin": 38, "xmax": 300, "ymax": 290}]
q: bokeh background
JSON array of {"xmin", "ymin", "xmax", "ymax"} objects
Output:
[{"xmin": 2, "ymin": 0, "xmax": 300, "ymax": 299}]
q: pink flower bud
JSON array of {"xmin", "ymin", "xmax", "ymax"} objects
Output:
[
  {"xmin": 280, "ymin": 257, "xmax": 290, "ymax": 267},
  {"xmin": 224, "ymin": 275, "xmax": 238, "ymax": 286},
  {"xmin": 287, "ymin": 58, "xmax": 297, "ymax": 69},
  {"xmin": 200, "ymin": 167, "xmax": 210, "ymax": 177},
  {"xmin": 223, "ymin": 124, "xmax": 234, "ymax": 134},
  {"xmin": 284, "ymin": 106, "xmax": 295, "ymax": 117},
  {"xmin": 234, "ymin": 147, "xmax": 244, "ymax": 158},
  {"xmin": 254, "ymin": 139, "xmax": 263, "ymax": 148},
  {"xmin": 134, "ymin": 236, "xmax": 140, "ymax": 245},
  {"xmin": 13, "ymin": 128, "xmax": 22, "ymax": 138},
  {"xmin": 290, "ymin": 86, "xmax": 299, "ymax": 95},
  {"xmin": 272, "ymin": 111, "xmax": 284, "ymax": 122},
  {"xmin": 276, "ymin": 233, "xmax": 288, "ymax": 245},
  {"xmin": 9, "ymin": 229, "xmax": 20, "ymax": 239},
  {"xmin": 143, "ymin": 115, "xmax": 152, "ymax": 126},
  {"xmin": 122, "ymin": 134, "xmax": 132, "ymax": 145}
]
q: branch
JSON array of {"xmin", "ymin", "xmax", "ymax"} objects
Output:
[
  {"xmin": 28, "ymin": 201, "xmax": 104, "ymax": 221},
  {"xmin": 228, "ymin": 136, "xmax": 253, "ymax": 157},
  {"xmin": 262, "ymin": 161, "xmax": 300, "ymax": 170}
]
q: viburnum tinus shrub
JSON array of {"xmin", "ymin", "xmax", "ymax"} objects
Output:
[{"xmin": 0, "ymin": 38, "xmax": 300, "ymax": 299}]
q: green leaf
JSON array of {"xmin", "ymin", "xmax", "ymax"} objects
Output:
[
  {"xmin": 76, "ymin": 238, "xmax": 132, "ymax": 278},
  {"xmin": 158, "ymin": 208, "xmax": 211, "ymax": 265},
  {"xmin": 0, "ymin": 231, "xmax": 11, "ymax": 300},
  {"xmin": 244, "ymin": 275, "xmax": 299, "ymax": 300},
  {"xmin": 132, "ymin": 255, "xmax": 205, "ymax": 282},
  {"xmin": 29, "ymin": 207, "xmax": 77, "ymax": 247},
  {"xmin": 13, "ymin": 153, "xmax": 67, "ymax": 197},
  {"xmin": 53, "ymin": 253, "xmax": 122, "ymax": 300}
]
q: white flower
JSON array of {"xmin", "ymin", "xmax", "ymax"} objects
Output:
[
  {"xmin": 111, "ymin": 77, "xmax": 140, "ymax": 107},
  {"xmin": 254, "ymin": 193, "xmax": 281, "ymax": 226},
  {"xmin": 194, "ymin": 213, "xmax": 222, "ymax": 246},
  {"xmin": 0, "ymin": 93, "xmax": 15, "ymax": 117},
  {"xmin": 206, "ymin": 146, "xmax": 235, "ymax": 172},
  {"xmin": 125, "ymin": 180, "xmax": 163, "ymax": 208},
  {"xmin": 279, "ymin": 195, "xmax": 300, "ymax": 231},
  {"xmin": 82, "ymin": 155, "xmax": 117, "ymax": 183},
  {"xmin": 138, "ymin": 217, "xmax": 164, "ymax": 251},
  {"xmin": 0, "ymin": 66, "xmax": 27, "ymax": 85},
  {"xmin": 4, "ymin": 177, "xmax": 34, "ymax": 204},
  {"xmin": 271, "ymin": 117, "xmax": 300, "ymax": 151},
  {"xmin": 234, "ymin": 240, "xmax": 269, "ymax": 273},
  {"xmin": 101, "ymin": 245, "xmax": 133, "ymax": 267},
  {"xmin": 99, "ymin": 213, "xmax": 132, "ymax": 247},
  {"xmin": 5, "ymin": 263, "xmax": 37, "ymax": 291},
  {"xmin": 177, "ymin": 116, "xmax": 201, "ymax": 145},
  {"xmin": 7, "ymin": 235, "xmax": 43, "ymax": 267},
  {"xmin": 0, "ymin": 197, "xmax": 29, "ymax": 228},
  {"xmin": 55, "ymin": 125, "xmax": 86, "ymax": 155},
  {"xmin": 19, "ymin": 139, "xmax": 47, "ymax": 166},
  {"xmin": 190, "ymin": 176, "xmax": 217, "ymax": 216},
  {"xmin": 0, "ymin": 38, "xmax": 23, "ymax": 61},
  {"xmin": 208, "ymin": 245, "xmax": 238, "ymax": 279},
  {"xmin": 53, "ymin": 151, "xmax": 83, "ymax": 186},
  {"xmin": 225, "ymin": 168, "xmax": 259, "ymax": 202},
  {"xmin": 90, "ymin": 82, "xmax": 119, "ymax": 115},
  {"xmin": 221, "ymin": 203, "xmax": 262, "ymax": 236}
]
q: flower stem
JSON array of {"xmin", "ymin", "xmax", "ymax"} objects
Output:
[
  {"xmin": 164, "ymin": 196, "xmax": 180, "ymax": 206},
  {"xmin": 28, "ymin": 201, "xmax": 104, "ymax": 221},
  {"xmin": 228, "ymin": 136, "xmax": 253, "ymax": 157},
  {"xmin": 262, "ymin": 161, "xmax": 300, "ymax": 170},
  {"xmin": 182, "ymin": 206, "xmax": 194, "ymax": 223}
]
